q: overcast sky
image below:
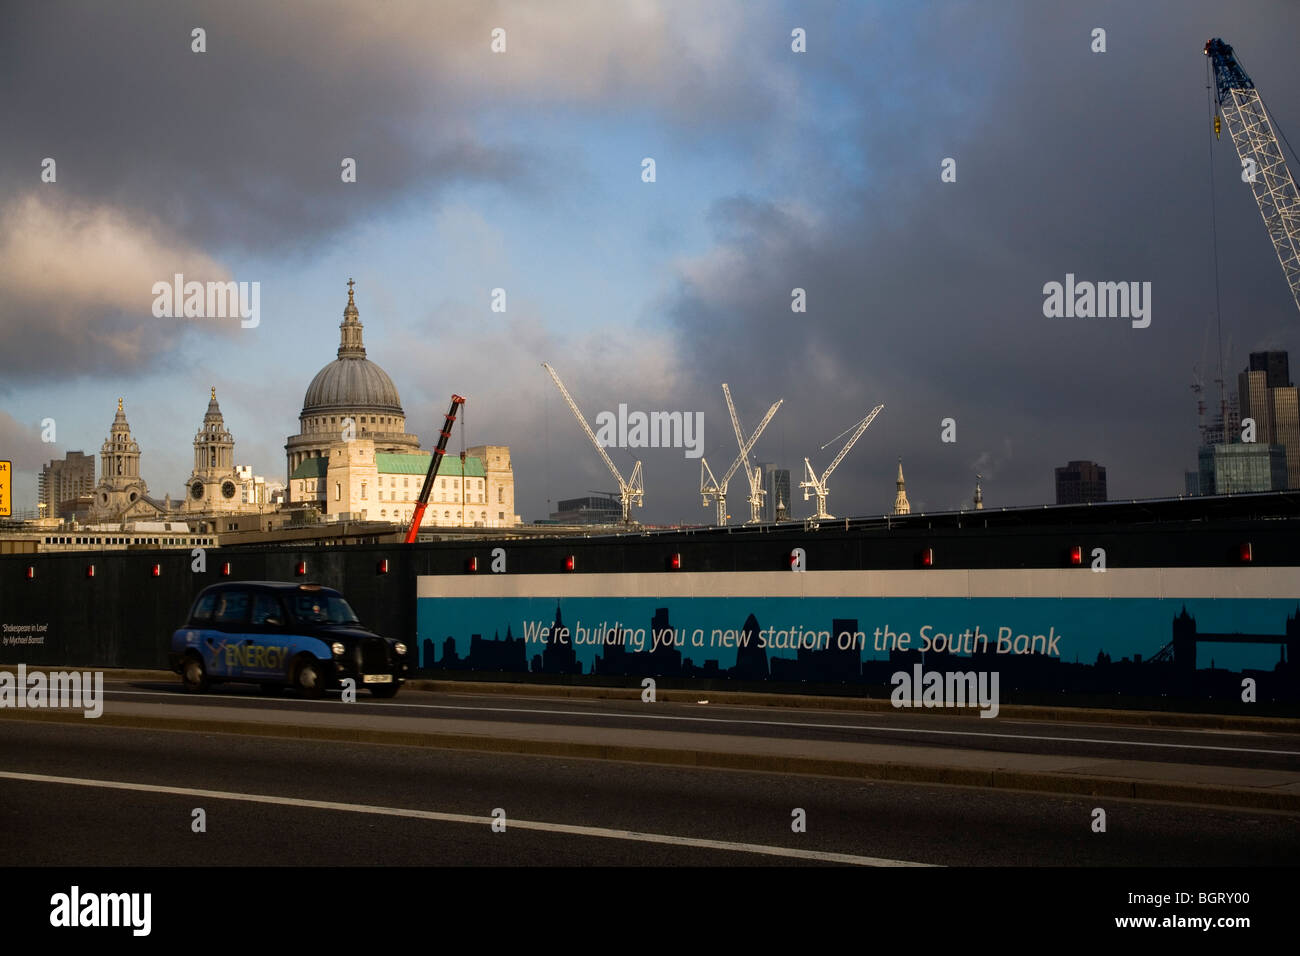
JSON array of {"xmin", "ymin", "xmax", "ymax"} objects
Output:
[{"xmin": 3, "ymin": 0, "xmax": 1299, "ymax": 522}]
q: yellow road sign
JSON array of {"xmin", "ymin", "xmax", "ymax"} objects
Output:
[{"xmin": 0, "ymin": 460, "xmax": 10, "ymax": 517}]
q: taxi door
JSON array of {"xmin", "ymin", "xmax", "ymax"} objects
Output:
[
  {"xmin": 244, "ymin": 592, "xmax": 291, "ymax": 681},
  {"xmin": 206, "ymin": 588, "xmax": 252, "ymax": 679}
]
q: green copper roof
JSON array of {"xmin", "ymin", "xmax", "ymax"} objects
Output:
[
  {"xmin": 290, "ymin": 457, "xmax": 329, "ymax": 480},
  {"xmin": 375, "ymin": 453, "xmax": 485, "ymax": 477}
]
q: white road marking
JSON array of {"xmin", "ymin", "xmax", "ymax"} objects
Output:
[
  {"xmin": 0, "ymin": 770, "xmax": 932, "ymax": 867},
  {"xmin": 100, "ymin": 686, "xmax": 1300, "ymax": 756}
]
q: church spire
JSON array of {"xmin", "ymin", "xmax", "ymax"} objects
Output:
[
  {"xmin": 893, "ymin": 457, "xmax": 910, "ymax": 515},
  {"xmin": 204, "ymin": 386, "xmax": 225, "ymax": 424},
  {"xmin": 338, "ymin": 277, "xmax": 366, "ymax": 359}
]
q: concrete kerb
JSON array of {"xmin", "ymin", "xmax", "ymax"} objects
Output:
[
  {"xmin": 2, "ymin": 707, "xmax": 1296, "ymax": 814},
  {"xmin": 8, "ymin": 665, "xmax": 1297, "ymax": 734},
  {"xmin": 403, "ymin": 680, "xmax": 1300, "ymax": 733}
]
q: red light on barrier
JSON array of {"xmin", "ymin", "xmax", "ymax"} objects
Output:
[
  {"xmin": 86, "ymin": 564, "xmax": 95, "ymax": 578},
  {"xmin": 295, "ymin": 561, "xmax": 307, "ymax": 576},
  {"xmin": 26, "ymin": 566, "xmax": 35, "ymax": 580},
  {"xmin": 920, "ymin": 548, "xmax": 934, "ymax": 568},
  {"xmin": 221, "ymin": 562, "xmax": 231, "ymax": 576},
  {"xmin": 151, "ymin": 564, "xmax": 161, "ymax": 577},
  {"xmin": 564, "ymin": 555, "xmax": 575, "ymax": 572},
  {"xmin": 1069, "ymin": 545, "xmax": 1082, "ymax": 566},
  {"xmin": 1240, "ymin": 542, "xmax": 1253, "ymax": 563},
  {"xmin": 670, "ymin": 553, "xmax": 681, "ymax": 570},
  {"xmin": 377, "ymin": 559, "xmax": 389, "ymax": 574},
  {"xmin": 467, "ymin": 556, "xmax": 479, "ymax": 572}
]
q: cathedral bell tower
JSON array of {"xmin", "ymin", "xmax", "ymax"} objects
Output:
[
  {"xmin": 88, "ymin": 397, "xmax": 160, "ymax": 521},
  {"xmin": 184, "ymin": 387, "xmax": 239, "ymax": 511},
  {"xmin": 101, "ymin": 397, "xmax": 141, "ymax": 487}
]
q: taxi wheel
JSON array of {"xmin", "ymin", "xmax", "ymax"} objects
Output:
[
  {"xmin": 294, "ymin": 658, "xmax": 326, "ymax": 700},
  {"xmin": 370, "ymin": 683, "xmax": 401, "ymax": 699},
  {"xmin": 181, "ymin": 656, "xmax": 209, "ymax": 694}
]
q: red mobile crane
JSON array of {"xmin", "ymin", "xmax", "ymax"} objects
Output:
[{"xmin": 404, "ymin": 395, "xmax": 466, "ymax": 543}]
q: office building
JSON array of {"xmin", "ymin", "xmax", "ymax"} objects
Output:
[
  {"xmin": 760, "ymin": 465, "xmax": 791, "ymax": 522},
  {"xmin": 37, "ymin": 451, "xmax": 95, "ymax": 520},
  {"xmin": 1055, "ymin": 460, "xmax": 1107, "ymax": 505},
  {"xmin": 1237, "ymin": 350, "xmax": 1299, "ymax": 488},
  {"xmin": 1198, "ymin": 443, "xmax": 1286, "ymax": 495},
  {"xmin": 548, "ymin": 495, "xmax": 621, "ymax": 524},
  {"xmin": 1249, "ymin": 350, "xmax": 1290, "ymax": 388}
]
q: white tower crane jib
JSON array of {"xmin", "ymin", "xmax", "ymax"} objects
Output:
[
  {"xmin": 542, "ymin": 363, "xmax": 644, "ymax": 524},
  {"xmin": 701, "ymin": 383, "xmax": 783, "ymax": 527},
  {"xmin": 799, "ymin": 404, "xmax": 885, "ymax": 520}
]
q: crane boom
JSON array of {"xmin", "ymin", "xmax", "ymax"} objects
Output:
[
  {"xmin": 404, "ymin": 394, "xmax": 466, "ymax": 543},
  {"xmin": 542, "ymin": 363, "xmax": 625, "ymax": 490},
  {"xmin": 542, "ymin": 363, "xmax": 643, "ymax": 523},
  {"xmin": 1205, "ymin": 38, "xmax": 1300, "ymax": 317},
  {"xmin": 700, "ymin": 384, "xmax": 782, "ymax": 525},
  {"xmin": 819, "ymin": 404, "xmax": 884, "ymax": 485},
  {"xmin": 722, "ymin": 384, "xmax": 786, "ymax": 523},
  {"xmin": 723, "ymin": 384, "xmax": 746, "ymax": 452},
  {"xmin": 722, "ymin": 384, "xmax": 760, "ymax": 522},
  {"xmin": 722, "ymin": 397, "xmax": 781, "ymax": 487},
  {"xmin": 799, "ymin": 403, "xmax": 884, "ymax": 520}
]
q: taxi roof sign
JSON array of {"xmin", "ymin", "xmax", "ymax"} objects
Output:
[{"xmin": 0, "ymin": 460, "xmax": 10, "ymax": 518}]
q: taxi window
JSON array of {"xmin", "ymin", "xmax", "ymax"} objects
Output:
[
  {"xmin": 292, "ymin": 594, "xmax": 360, "ymax": 625},
  {"xmin": 190, "ymin": 591, "xmax": 217, "ymax": 624},
  {"xmin": 211, "ymin": 590, "xmax": 251, "ymax": 626},
  {"xmin": 251, "ymin": 593, "xmax": 285, "ymax": 626}
]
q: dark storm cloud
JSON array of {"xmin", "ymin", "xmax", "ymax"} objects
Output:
[
  {"xmin": 0, "ymin": 1, "xmax": 540, "ymax": 253},
  {"xmin": 658, "ymin": 0, "xmax": 1300, "ymax": 517},
  {"xmin": 0, "ymin": 411, "xmax": 53, "ymax": 474},
  {"xmin": 1, "ymin": 1, "xmax": 544, "ymax": 380},
  {"xmin": 0, "ymin": 0, "xmax": 795, "ymax": 384},
  {"xmin": 1, "ymin": 0, "xmax": 789, "ymax": 255}
]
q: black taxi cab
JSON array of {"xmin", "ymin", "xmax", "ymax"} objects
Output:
[{"xmin": 168, "ymin": 582, "xmax": 410, "ymax": 699}]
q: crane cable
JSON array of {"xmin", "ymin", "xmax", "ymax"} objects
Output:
[
  {"xmin": 820, "ymin": 411, "xmax": 870, "ymax": 451},
  {"xmin": 1207, "ymin": 58, "xmax": 1229, "ymax": 445}
]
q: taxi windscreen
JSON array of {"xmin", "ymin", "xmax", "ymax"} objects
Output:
[{"xmin": 291, "ymin": 594, "xmax": 361, "ymax": 625}]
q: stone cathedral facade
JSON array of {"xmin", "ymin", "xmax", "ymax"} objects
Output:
[{"xmin": 284, "ymin": 282, "xmax": 519, "ymax": 528}]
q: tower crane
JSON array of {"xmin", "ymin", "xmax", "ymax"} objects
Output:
[
  {"xmin": 799, "ymin": 404, "xmax": 884, "ymax": 520},
  {"xmin": 699, "ymin": 385, "xmax": 782, "ymax": 526},
  {"xmin": 1205, "ymin": 38, "xmax": 1300, "ymax": 317},
  {"xmin": 720, "ymin": 384, "xmax": 783, "ymax": 524},
  {"xmin": 542, "ymin": 363, "xmax": 643, "ymax": 524}
]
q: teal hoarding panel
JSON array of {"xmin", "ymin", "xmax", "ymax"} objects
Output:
[{"xmin": 417, "ymin": 593, "xmax": 1299, "ymax": 700}]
